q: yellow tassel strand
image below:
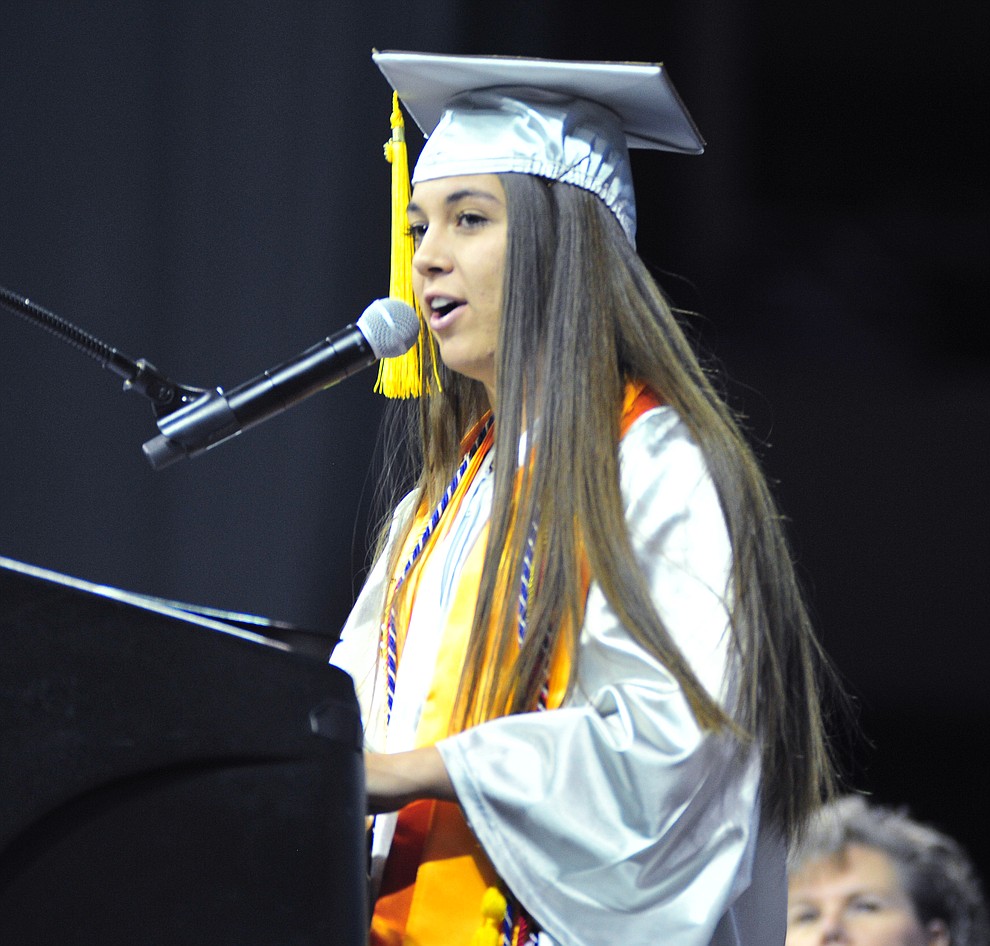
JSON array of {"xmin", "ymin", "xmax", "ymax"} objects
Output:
[
  {"xmin": 374, "ymin": 92, "xmax": 441, "ymax": 398},
  {"xmin": 470, "ymin": 886, "xmax": 508, "ymax": 946}
]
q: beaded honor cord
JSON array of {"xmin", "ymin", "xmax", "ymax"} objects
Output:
[
  {"xmin": 382, "ymin": 414, "xmax": 494, "ymax": 724},
  {"xmin": 502, "ymin": 516, "xmax": 544, "ymax": 945},
  {"xmin": 379, "ymin": 413, "xmax": 545, "ymax": 946}
]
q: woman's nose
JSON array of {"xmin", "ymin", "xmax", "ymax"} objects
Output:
[{"xmin": 412, "ymin": 227, "xmax": 451, "ymax": 275}]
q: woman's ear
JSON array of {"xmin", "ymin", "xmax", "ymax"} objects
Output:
[{"xmin": 926, "ymin": 918, "xmax": 950, "ymax": 946}]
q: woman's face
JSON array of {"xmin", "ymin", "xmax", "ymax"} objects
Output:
[
  {"xmin": 786, "ymin": 843, "xmax": 949, "ymax": 946},
  {"xmin": 408, "ymin": 173, "xmax": 507, "ymax": 403}
]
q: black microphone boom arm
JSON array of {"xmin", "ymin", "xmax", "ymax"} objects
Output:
[
  {"xmin": 3, "ymin": 284, "xmax": 418, "ymax": 471},
  {"xmin": 1, "ymin": 283, "xmax": 206, "ymax": 417}
]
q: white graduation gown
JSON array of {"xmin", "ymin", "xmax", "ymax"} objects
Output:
[{"xmin": 331, "ymin": 405, "xmax": 786, "ymax": 945}]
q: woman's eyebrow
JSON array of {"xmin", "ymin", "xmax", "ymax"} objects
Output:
[{"xmin": 407, "ymin": 189, "xmax": 503, "ymax": 216}]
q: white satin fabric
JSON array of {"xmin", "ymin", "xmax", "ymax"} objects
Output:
[
  {"xmin": 413, "ymin": 88, "xmax": 639, "ymax": 243},
  {"xmin": 331, "ymin": 405, "xmax": 786, "ymax": 945}
]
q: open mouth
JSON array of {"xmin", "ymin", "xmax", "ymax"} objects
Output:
[{"xmin": 429, "ymin": 297, "xmax": 464, "ymax": 321}]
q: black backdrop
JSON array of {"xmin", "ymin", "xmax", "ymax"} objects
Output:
[{"xmin": 3, "ymin": 0, "xmax": 988, "ymax": 888}]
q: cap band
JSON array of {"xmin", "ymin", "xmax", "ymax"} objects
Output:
[{"xmin": 412, "ymin": 88, "xmax": 637, "ymax": 242}]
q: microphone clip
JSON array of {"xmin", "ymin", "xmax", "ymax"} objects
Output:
[
  {"xmin": 124, "ymin": 359, "xmax": 209, "ymax": 419},
  {"xmin": 142, "ymin": 388, "xmax": 240, "ymax": 470}
]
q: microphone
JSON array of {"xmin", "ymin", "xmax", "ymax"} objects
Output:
[{"xmin": 142, "ymin": 297, "xmax": 419, "ymax": 470}]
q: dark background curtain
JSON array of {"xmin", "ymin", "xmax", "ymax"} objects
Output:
[{"xmin": 3, "ymin": 0, "xmax": 987, "ymax": 882}]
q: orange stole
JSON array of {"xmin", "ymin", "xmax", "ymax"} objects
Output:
[{"xmin": 371, "ymin": 384, "xmax": 662, "ymax": 946}]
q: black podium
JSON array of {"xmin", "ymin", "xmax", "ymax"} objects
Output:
[{"xmin": 0, "ymin": 556, "xmax": 367, "ymax": 945}]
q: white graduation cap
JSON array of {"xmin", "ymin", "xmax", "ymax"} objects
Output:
[{"xmin": 372, "ymin": 49, "xmax": 705, "ymax": 242}]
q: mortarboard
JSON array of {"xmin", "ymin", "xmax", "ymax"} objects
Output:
[{"xmin": 373, "ymin": 49, "xmax": 705, "ymax": 243}]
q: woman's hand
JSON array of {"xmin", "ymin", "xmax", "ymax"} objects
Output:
[{"xmin": 364, "ymin": 747, "xmax": 457, "ymax": 814}]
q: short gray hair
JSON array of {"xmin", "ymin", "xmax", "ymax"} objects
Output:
[{"xmin": 789, "ymin": 795, "xmax": 989, "ymax": 946}]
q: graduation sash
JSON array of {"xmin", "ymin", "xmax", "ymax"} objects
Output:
[{"xmin": 371, "ymin": 382, "xmax": 661, "ymax": 946}]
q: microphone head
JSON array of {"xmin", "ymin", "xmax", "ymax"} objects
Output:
[{"xmin": 357, "ymin": 298, "xmax": 420, "ymax": 359}]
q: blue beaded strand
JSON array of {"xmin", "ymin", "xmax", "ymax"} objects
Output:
[
  {"xmin": 381, "ymin": 414, "xmax": 543, "ymax": 945},
  {"xmin": 384, "ymin": 415, "xmax": 494, "ymax": 723}
]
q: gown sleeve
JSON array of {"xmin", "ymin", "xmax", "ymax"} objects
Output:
[
  {"xmin": 330, "ymin": 491, "xmax": 418, "ymax": 754},
  {"xmin": 436, "ymin": 407, "xmax": 785, "ymax": 946}
]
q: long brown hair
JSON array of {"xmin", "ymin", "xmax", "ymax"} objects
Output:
[{"xmin": 374, "ymin": 172, "xmax": 839, "ymax": 839}]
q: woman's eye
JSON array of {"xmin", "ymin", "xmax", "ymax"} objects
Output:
[
  {"xmin": 407, "ymin": 223, "xmax": 427, "ymax": 246},
  {"xmin": 787, "ymin": 908, "xmax": 819, "ymax": 925},
  {"xmin": 457, "ymin": 211, "xmax": 487, "ymax": 229}
]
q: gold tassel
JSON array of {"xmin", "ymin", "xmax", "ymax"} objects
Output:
[
  {"xmin": 470, "ymin": 886, "xmax": 508, "ymax": 946},
  {"xmin": 374, "ymin": 92, "xmax": 441, "ymax": 398}
]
